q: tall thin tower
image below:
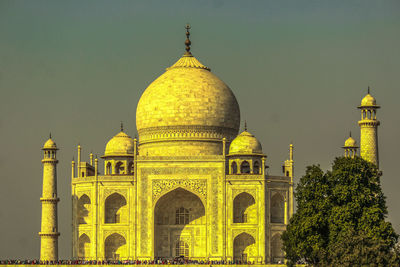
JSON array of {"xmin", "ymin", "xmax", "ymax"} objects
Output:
[
  {"xmin": 358, "ymin": 88, "xmax": 380, "ymax": 168},
  {"xmin": 39, "ymin": 135, "xmax": 60, "ymax": 261}
]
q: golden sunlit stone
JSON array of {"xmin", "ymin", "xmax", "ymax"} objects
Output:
[
  {"xmin": 136, "ymin": 53, "xmax": 240, "ymax": 156},
  {"xmin": 229, "ymin": 131, "xmax": 263, "ymax": 155},
  {"xmin": 358, "ymin": 90, "xmax": 380, "ymax": 167},
  {"xmin": 103, "ymin": 131, "xmax": 134, "ymax": 157},
  {"xmin": 68, "ymin": 30, "xmax": 294, "ymax": 264},
  {"xmin": 38, "ymin": 29, "xmax": 381, "ymax": 265}
]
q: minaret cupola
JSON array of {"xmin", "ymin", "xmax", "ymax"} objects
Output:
[
  {"xmin": 227, "ymin": 122, "xmax": 266, "ymax": 175},
  {"xmin": 358, "ymin": 87, "xmax": 380, "ymax": 167},
  {"xmin": 343, "ymin": 132, "xmax": 358, "ymax": 158},
  {"xmin": 101, "ymin": 123, "xmax": 136, "ymax": 175}
]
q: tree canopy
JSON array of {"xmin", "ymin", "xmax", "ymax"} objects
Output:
[{"xmin": 282, "ymin": 157, "xmax": 398, "ymax": 266}]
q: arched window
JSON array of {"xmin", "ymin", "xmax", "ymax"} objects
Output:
[
  {"xmin": 154, "ymin": 188, "xmax": 205, "ymax": 258},
  {"xmin": 240, "ymin": 161, "xmax": 250, "ymax": 174},
  {"xmin": 106, "ymin": 162, "xmax": 112, "ymax": 175},
  {"xmin": 233, "ymin": 232, "xmax": 255, "ymax": 263},
  {"xmin": 253, "ymin": 161, "xmax": 260, "ymax": 174},
  {"xmin": 271, "ymin": 193, "xmax": 285, "ymax": 223},
  {"xmin": 105, "ymin": 193, "xmax": 127, "ymax": 223},
  {"xmin": 105, "ymin": 233, "xmax": 126, "ymax": 260},
  {"xmin": 78, "ymin": 234, "xmax": 91, "ymax": 259},
  {"xmin": 127, "ymin": 162, "xmax": 134, "ymax": 174},
  {"xmin": 175, "ymin": 240, "xmax": 189, "ymax": 258},
  {"xmin": 233, "ymin": 192, "xmax": 256, "ymax": 223},
  {"xmin": 271, "ymin": 234, "xmax": 284, "ymax": 263},
  {"xmin": 175, "ymin": 207, "xmax": 189, "ymax": 225},
  {"xmin": 78, "ymin": 194, "xmax": 91, "ymax": 224},
  {"xmin": 231, "ymin": 162, "xmax": 238, "ymax": 174},
  {"xmin": 115, "ymin": 161, "xmax": 123, "ymax": 174}
]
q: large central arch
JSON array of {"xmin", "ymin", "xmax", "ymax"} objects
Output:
[{"xmin": 154, "ymin": 187, "xmax": 206, "ymax": 259}]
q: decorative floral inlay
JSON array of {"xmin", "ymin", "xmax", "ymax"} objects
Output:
[{"xmin": 152, "ymin": 179, "xmax": 207, "ymax": 202}]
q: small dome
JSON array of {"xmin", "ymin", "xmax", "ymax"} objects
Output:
[
  {"xmin": 43, "ymin": 138, "xmax": 57, "ymax": 149},
  {"xmin": 344, "ymin": 136, "xmax": 357, "ymax": 147},
  {"xmin": 360, "ymin": 93, "xmax": 377, "ymax": 107},
  {"xmin": 104, "ymin": 131, "xmax": 134, "ymax": 157},
  {"xmin": 229, "ymin": 131, "xmax": 263, "ymax": 155}
]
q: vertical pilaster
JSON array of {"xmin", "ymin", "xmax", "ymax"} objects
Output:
[
  {"xmin": 93, "ymin": 157, "xmax": 99, "ymax": 259},
  {"xmin": 288, "ymin": 144, "xmax": 294, "ymax": 218},
  {"xmin": 78, "ymin": 145, "xmax": 82, "ymax": 178}
]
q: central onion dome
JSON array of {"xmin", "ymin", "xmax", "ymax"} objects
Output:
[{"xmin": 136, "ymin": 27, "xmax": 240, "ymax": 156}]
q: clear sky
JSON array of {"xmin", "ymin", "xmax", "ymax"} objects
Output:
[{"xmin": 0, "ymin": 0, "xmax": 399, "ymax": 259}]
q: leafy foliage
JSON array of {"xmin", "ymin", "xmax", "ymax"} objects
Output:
[{"xmin": 282, "ymin": 157, "xmax": 398, "ymax": 266}]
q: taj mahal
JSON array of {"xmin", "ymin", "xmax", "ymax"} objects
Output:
[{"xmin": 38, "ymin": 26, "xmax": 380, "ymax": 264}]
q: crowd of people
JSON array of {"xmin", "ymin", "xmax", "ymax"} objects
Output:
[{"xmin": 0, "ymin": 259, "xmax": 269, "ymax": 265}]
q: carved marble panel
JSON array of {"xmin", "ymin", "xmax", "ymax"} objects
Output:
[{"xmin": 152, "ymin": 179, "xmax": 207, "ymax": 202}]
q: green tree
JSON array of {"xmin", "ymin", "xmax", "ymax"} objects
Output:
[
  {"xmin": 282, "ymin": 157, "xmax": 398, "ymax": 266},
  {"xmin": 281, "ymin": 165, "xmax": 331, "ymax": 265},
  {"xmin": 328, "ymin": 228, "xmax": 399, "ymax": 266}
]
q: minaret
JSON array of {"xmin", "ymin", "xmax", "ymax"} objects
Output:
[
  {"xmin": 39, "ymin": 135, "xmax": 60, "ymax": 261},
  {"xmin": 358, "ymin": 87, "xmax": 380, "ymax": 167},
  {"xmin": 283, "ymin": 143, "xmax": 294, "ymax": 218},
  {"xmin": 343, "ymin": 132, "xmax": 358, "ymax": 158}
]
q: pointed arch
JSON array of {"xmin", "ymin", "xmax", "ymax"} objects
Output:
[
  {"xmin": 233, "ymin": 232, "xmax": 256, "ymax": 263},
  {"xmin": 233, "ymin": 192, "xmax": 256, "ymax": 223},
  {"xmin": 253, "ymin": 161, "xmax": 260, "ymax": 174},
  {"xmin": 231, "ymin": 161, "xmax": 238, "ymax": 174},
  {"xmin": 105, "ymin": 193, "xmax": 127, "ymax": 223},
  {"xmin": 104, "ymin": 233, "xmax": 126, "ymax": 260},
  {"xmin": 115, "ymin": 161, "xmax": 124, "ymax": 174},
  {"xmin": 240, "ymin": 161, "xmax": 250, "ymax": 174},
  {"xmin": 78, "ymin": 194, "xmax": 91, "ymax": 224},
  {"xmin": 271, "ymin": 193, "xmax": 285, "ymax": 223},
  {"xmin": 271, "ymin": 234, "xmax": 284, "ymax": 263},
  {"xmin": 78, "ymin": 233, "xmax": 91, "ymax": 259},
  {"xmin": 154, "ymin": 187, "xmax": 206, "ymax": 259},
  {"xmin": 106, "ymin": 162, "xmax": 112, "ymax": 175},
  {"xmin": 127, "ymin": 161, "xmax": 134, "ymax": 174},
  {"xmin": 153, "ymin": 184, "xmax": 206, "ymax": 208}
]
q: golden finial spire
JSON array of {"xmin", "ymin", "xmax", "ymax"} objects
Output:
[
  {"xmin": 368, "ymin": 86, "xmax": 370, "ymax": 94},
  {"xmin": 349, "ymin": 131, "xmax": 352, "ymax": 137},
  {"xmin": 120, "ymin": 121, "xmax": 124, "ymax": 132},
  {"xmin": 244, "ymin": 120, "xmax": 247, "ymax": 131},
  {"xmin": 185, "ymin": 24, "xmax": 192, "ymax": 55}
]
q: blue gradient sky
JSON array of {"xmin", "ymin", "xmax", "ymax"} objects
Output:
[{"xmin": 0, "ymin": 0, "xmax": 399, "ymax": 259}]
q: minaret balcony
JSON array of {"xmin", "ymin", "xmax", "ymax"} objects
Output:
[
  {"xmin": 40, "ymin": 197, "xmax": 60, "ymax": 203},
  {"xmin": 41, "ymin": 158, "xmax": 59, "ymax": 163},
  {"xmin": 38, "ymin": 232, "xmax": 60, "ymax": 237},
  {"xmin": 358, "ymin": 120, "xmax": 380, "ymax": 126}
]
